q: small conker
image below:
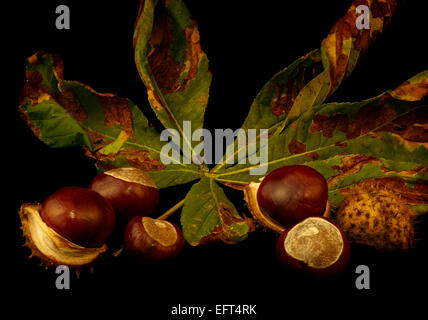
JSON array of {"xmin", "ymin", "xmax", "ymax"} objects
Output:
[
  {"xmin": 276, "ymin": 217, "xmax": 350, "ymax": 276},
  {"xmin": 257, "ymin": 165, "xmax": 328, "ymax": 226},
  {"xmin": 89, "ymin": 167, "xmax": 159, "ymax": 220},
  {"xmin": 124, "ymin": 216, "xmax": 184, "ymax": 261},
  {"xmin": 41, "ymin": 186, "xmax": 116, "ymax": 248}
]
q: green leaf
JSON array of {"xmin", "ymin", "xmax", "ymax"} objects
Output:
[
  {"xmin": 134, "ymin": 0, "xmax": 212, "ymax": 153},
  {"xmin": 211, "ymin": 49, "xmax": 323, "ymax": 174},
  {"xmin": 181, "ymin": 177, "xmax": 253, "ymax": 246},
  {"xmin": 19, "ymin": 52, "xmax": 201, "ymax": 189},
  {"xmin": 240, "ymin": 49, "xmax": 323, "ymax": 132},
  {"xmin": 276, "ymin": 69, "xmax": 331, "ymax": 132},
  {"xmin": 22, "ymin": 52, "xmax": 62, "ymax": 95},
  {"xmin": 20, "ymin": 99, "xmax": 93, "ymax": 149},
  {"xmin": 214, "ymin": 74, "xmax": 428, "ymax": 212}
]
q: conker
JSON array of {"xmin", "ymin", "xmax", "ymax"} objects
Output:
[
  {"xmin": 89, "ymin": 167, "xmax": 159, "ymax": 220},
  {"xmin": 257, "ymin": 165, "xmax": 328, "ymax": 226},
  {"xmin": 124, "ymin": 216, "xmax": 184, "ymax": 261},
  {"xmin": 41, "ymin": 186, "xmax": 116, "ymax": 248},
  {"xmin": 276, "ymin": 217, "xmax": 350, "ymax": 276}
]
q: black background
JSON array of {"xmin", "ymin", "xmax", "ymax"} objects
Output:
[{"xmin": 4, "ymin": 0, "xmax": 428, "ymax": 317}]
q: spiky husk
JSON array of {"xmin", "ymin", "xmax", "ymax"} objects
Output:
[
  {"xmin": 334, "ymin": 187, "xmax": 416, "ymax": 251},
  {"xmin": 19, "ymin": 203, "xmax": 107, "ymax": 268}
]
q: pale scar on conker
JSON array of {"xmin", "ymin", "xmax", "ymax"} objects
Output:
[
  {"xmin": 276, "ymin": 217, "xmax": 350, "ymax": 276},
  {"xmin": 124, "ymin": 216, "xmax": 185, "ymax": 262}
]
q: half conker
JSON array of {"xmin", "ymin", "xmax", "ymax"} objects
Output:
[
  {"xmin": 257, "ymin": 165, "xmax": 328, "ymax": 226},
  {"xmin": 276, "ymin": 217, "xmax": 350, "ymax": 276},
  {"xmin": 41, "ymin": 186, "xmax": 116, "ymax": 248},
  {"xmin": 124, "ymin": 216, "xmax": 184, "ymax": 262},
  {"xmin": 89, "ymin": 167, "xmax": 159, "ymax": 220}
]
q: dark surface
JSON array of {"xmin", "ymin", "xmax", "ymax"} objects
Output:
[{"xmin": 4, "ymin": 0, "xmax": 428, "ymax": 318}]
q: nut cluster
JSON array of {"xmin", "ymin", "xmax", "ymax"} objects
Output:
[
  {"xmin": 19, "ymin": 164, "xmax": 351, "ymax": 276},
  {"xmin": 19, "ymin": 167, "xmax": 184, "ymax": 268},
  {"xmin": 249, "ymin": 165, "xmax": 351, "ymax": 276}
]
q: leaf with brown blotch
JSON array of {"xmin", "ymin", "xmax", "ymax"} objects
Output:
[
  {"xmin": 244, "ymin": 0, "xmax": 400, "ymax": 133},
  {"xmin": 240, "ymin": 49, "xmax": 323, "ymax": 132},
  {"xmin": 134, "ymin": 0, "xmax": 212, "ymax": 156},
  {"xmin": 321, "ymin": 0, "xmax": 398, "ymax": 96},
  {"xmin": 19, "ymin": 52, "xmax": 201, "ymax": 189},
  {"xmin": 181, "ymin": 177, "xmax": 254, "ymax": 246},
  {"xmin": 211, "ymin": 50, "xmax": 323, "ymax": 174},
  {"xmin": 215, "ymin": 72, "xmax": 428, "ymax": 214},
  {"xmin": 392, "ymin": 71, "xmax": 428, "ymax": 102},
  {"xmin": 214, "ymin": 0, "xmax": 400, "ymax": 173},
  {"xmin": 274, "ymin": 0, "xmax": 399, "ymax": 134}
]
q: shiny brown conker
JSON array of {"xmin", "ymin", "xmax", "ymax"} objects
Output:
[
  {"xmin": 89, "ymin": 167, "xmax": 159, "ymax": 220},
  {"xmin": 276, "ymin": 217, "xmax": 350, "ymax": 276},
  {"xmin": 257, "ymin": 165, "xmax": 328, "ymax": 226},
  {"xmin": 124, "ymin": 216, "xmax": 184, "ymax": 262},
  {"xmin": 41, "ymin": 186, "xmax": 116, "ymax": 248}
]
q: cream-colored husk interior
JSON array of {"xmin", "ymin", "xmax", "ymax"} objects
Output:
[{"xmin": 20, "ymin": 204, "xmax": 107, "ymax": 266}]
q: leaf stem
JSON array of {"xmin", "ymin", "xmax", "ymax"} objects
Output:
[{"xmin": 157, "ymin": 199, "xmax": 186, "ymax": 220}]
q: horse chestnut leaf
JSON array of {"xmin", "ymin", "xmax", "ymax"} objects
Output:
[
  {"xmin": 89, "ymin": 167, "xmax": 159, "ymax": 220},
  {"xmin": 257, "ymin": 165, "xmax": 328, "ymax": 226},
  {"xmin": 124, "ymin": 216, "xmax": 184, "ymax": 262},
  {"xmin": 276, "ymin": 217, "xmax": 350, "ymax": 276}
]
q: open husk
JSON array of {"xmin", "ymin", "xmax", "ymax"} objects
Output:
[
  {"xmin": 19, "ymin": 203, "xmax": 107, "ymax": 268},
  {"xmin": 243, "ymin": 181, "xmax": 331, "ymax": 233}
]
